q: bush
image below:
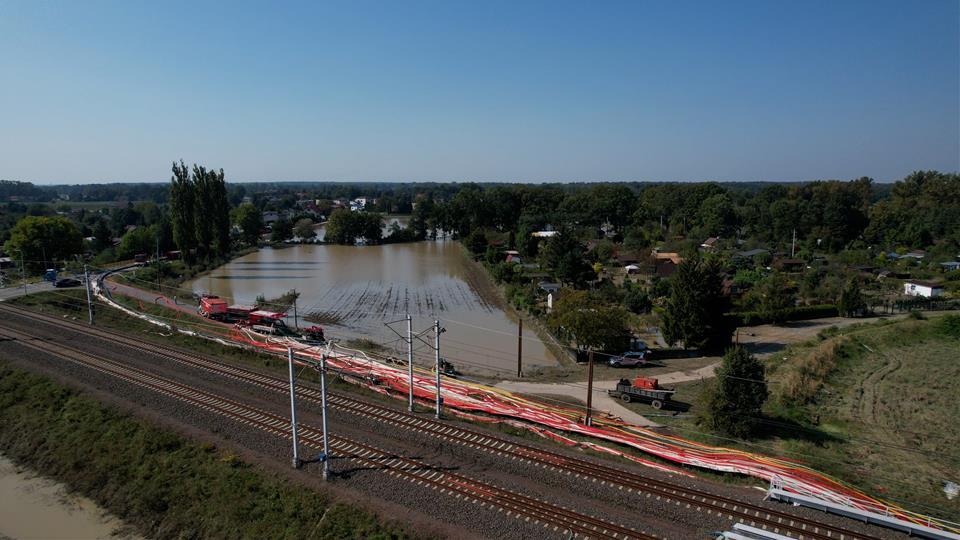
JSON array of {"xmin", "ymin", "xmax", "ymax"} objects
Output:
[
  {"xmin": 777, "ymin": 338, "xmax": 848, "ymax": 406},
  {"xmin": 938, "ymin": 314, "xmax": 960, "ymax": 338},
  {"xmin": 732, "ymin": 304, "xmax": 839, "ymax": 326}
]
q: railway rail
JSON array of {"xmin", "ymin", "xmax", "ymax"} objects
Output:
[
  {"xmin": 0, "ymin": 304, "xmax": 886, "ymax": 540},
  {"xmin": 0, "ymin": 323, "xmax": 656, "ymax": 540}
]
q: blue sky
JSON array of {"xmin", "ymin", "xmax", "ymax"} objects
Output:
[{"xmin": 1, "ymin": 1, "xmax": 957, "ymax": 184}]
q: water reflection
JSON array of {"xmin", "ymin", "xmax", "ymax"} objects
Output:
[{"xmin": 184, "ymin": 241, "xmax": 559, "ymax": 374}]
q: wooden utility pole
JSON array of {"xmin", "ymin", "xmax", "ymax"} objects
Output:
[
  {"xmin": 292, "ymin": 289, "xmax": 299, "ymax": 329},
  {"xmin": 517, "ymin": 318, "xmax": 523, "ymax": 378},
  {"xmin": 585, "ymin": 350, "xmax": 594, "ymax": 426}
]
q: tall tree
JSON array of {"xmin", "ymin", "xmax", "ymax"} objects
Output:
[
  {"xmin": 838, "ymin": 278, "xmax": 866, "ymax": 317},
  {"xmin": 701, "ymin": 346, "xmax": 769, "ymax": 438},
  {"xmin": 169, "ymin": 160, "xmax": 196, "ymax": 263},
  {"xmin": 539, "ymin": 229, "xmax": 595, "ymax": 287},
  {"xmin": 661, "ymin": 255, "xmax": 731, "ymax": 351},
  {"xmin": 192, "ymin": 165, "xmax": 215, "ymax": 259},
  {"xmin": 210, "ymin": 168, "xmax": 231, "ymax": 256},
  {"xmin": 233, "ymin": 203, "xmax": 262, "ymax": 245},
  {"xmin": 754, "ymin": 271, "xmax": 795, "ymax": 324}
]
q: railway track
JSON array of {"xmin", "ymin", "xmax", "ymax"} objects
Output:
[
  {"xmin": 0, "ymin": 324, "xmax": 656, "ymax": 540},
  {"xmin": 0, "ymin": 304, "xmax": 884, "ymax": 540}
]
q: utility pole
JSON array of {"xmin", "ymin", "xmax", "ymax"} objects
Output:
[
  {"xmin": 407, "ymin": 314, "xmax": 414, "ymax": 411},
  {"xmin": 287, "ymin": 347, "xmax": 300, "ymax": 469},
  {"xmin": 83, "ymin": 265, "xmax": 94, "ymax": 325},
  {"xmin": 585, "ymin": 350, "xmax": 595, "ymax": 426},
  {"xmin": 292, "ymin": 288, "xmax": 299, "ymax": 329},
  {"xmin": 319, "ymin": 351, "xmax": 331, "ymax": 480},
  {"xmin": 156, "ymin": 237, "xmax": 161, "ymax": 293},
  {"xmin": 517, "ymin": 318, "xmax": 523, "ymax": 378},
  {"xmin": 434, "ymin": 319, "xmax": 442, "ymax": 419},
  {"xmin": 19, "ymin": 251, "xmax": 27, "ymax": 297},
  {"xmin": 791, "ymin": 228, "xmax": 796, "ymax": 258}
]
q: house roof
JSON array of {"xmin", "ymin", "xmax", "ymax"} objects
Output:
[
  {"xmin": 701, "ymin": 237, "xmax": 718, "ymax": 247},
  {"xmin": 653, "ymin": 252, "xmax": 682, "ymax": 264},
  {"xmin": 736, "ymin": 248, "xmax": 770, "ymax": 258},
  {"xmin": 905, "ymin": 280, "xmax": 943, "ymax": 288}
]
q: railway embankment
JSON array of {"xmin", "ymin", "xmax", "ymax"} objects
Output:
[{"xmin": 0, "ymin": 364, "xmax": 416, "ymax": 540}]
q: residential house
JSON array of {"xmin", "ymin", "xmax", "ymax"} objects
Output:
[
  {"xmin": 262, "ymin": 211, "xmax": 280, "ymax": 225},
  {"xmin": 903, "ymin": 280, "xmax": 944, "ymax": 298},
  {"xmin": 940, "ymin": 261, "xmax": 960, "ymax": 272},
  {"xmin": 538, "ymin": 281, "xmax": 561, "ymax": 294},
  {"xmin": 735, "ymin": 248, "xmax": 770, "ymax": 259},
  {"xmin": 700, "ymin": 237, "xmax": 719, "ymax": 250},
  {"xmin": 901, "ymin": 249, "xmax": 926, "ymax": 260},
  {"xmin": 653, "ymin": 251, "xmax": 683, "ymax": 278},
  {"xmin": 773, "ymin": 258, "xmax": 805, "ymax": 272}
]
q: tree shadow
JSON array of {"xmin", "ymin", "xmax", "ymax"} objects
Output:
[
  {"xmin": 753, "ymin": 415, "xmax": 843, "ymax": 446},
  {"xmin": 743, "ymin": 341, "xmax": 786, "ymax": 355},
  {"xmin": 323, "ymin": 453, "xmax": 460, "ymax": 479}
]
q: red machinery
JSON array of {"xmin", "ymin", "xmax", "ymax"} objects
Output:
[{"xmin": 198, "ymin": 295, "xmax": 228, "ymax": 319}]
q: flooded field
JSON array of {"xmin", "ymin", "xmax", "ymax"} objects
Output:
[
  {"xmin": 184, "ymin": 240, "xmax": 560, "ymax": 375},
  {"xmin": 0, "ymin": 454, "xmax": 138, "ymax": 540}
]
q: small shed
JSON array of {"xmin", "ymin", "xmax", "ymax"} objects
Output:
[
  {"xmin": 903, "ymin": 280, "xmax": 944, "ymax": 298},
  {"xmin": 940, "ymin": 261, "xmax": 960, "ymax": 272},
  {"xmin": 538, "ymin": 281, "xmax": 561, "ymax": 294}
]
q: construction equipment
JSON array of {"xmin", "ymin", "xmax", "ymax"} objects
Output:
[{"xmin": 198, "ymin": 295, "xmax": 228, "ymax": 319}]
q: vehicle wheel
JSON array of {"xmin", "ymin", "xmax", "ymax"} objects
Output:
[
  {"xmin": 651, "ymin": 399, "xmax": 663, "ymax": 410},
  {"xmin": 611, "ymin": 362, "xmax": 621, "ymax": 368},
  {"xmin": 620, "ymin": 394, "xmax": 632, "ymax": 403}
]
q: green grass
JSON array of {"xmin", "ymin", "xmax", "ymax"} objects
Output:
[
  {"xmin": 653, "ymin": 314, "xmax": 960, "ymax": 521},
  {"xmin": 0, "ymin": 364, "xmax": 415, "ymax": 540}
]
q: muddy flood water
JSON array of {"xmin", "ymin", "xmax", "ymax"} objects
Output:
[
  {"xmin": 0, "ymin": 455, "xmax": 138, "ymax": 540},
  {"xmin": 184, "ymin": 239, "xmax": 560, "ymax": 375}
]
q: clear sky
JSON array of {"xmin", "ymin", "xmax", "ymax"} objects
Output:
[{"xmin": 1, "ymin": 1, "xmax": 957, "ymax": 184}]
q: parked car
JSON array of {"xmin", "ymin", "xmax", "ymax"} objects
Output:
[
  {"xmin": 54, "ymin": 278, "xmax": 82, "ymax": 288},
  {"xmin": 608, "ymin": 350, "xmax": 649, "ymax": 368}
]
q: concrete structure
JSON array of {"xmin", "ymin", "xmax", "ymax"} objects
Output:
[{"xmin": 903, "ymin": 280, "xmax": 944, "ymax": 298}]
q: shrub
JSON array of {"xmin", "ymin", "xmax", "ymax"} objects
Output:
[
  {"xmin": 938, "ymin": 314, "xmax": 960, "ymax": 338},
  {"xmin": 732, "ymin": 304, "xmax": 839, "ymax": 326}
]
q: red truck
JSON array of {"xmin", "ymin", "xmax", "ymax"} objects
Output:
[{"xmin": 198, "ymin": 295, "xmax": 228, "ymax": 320}]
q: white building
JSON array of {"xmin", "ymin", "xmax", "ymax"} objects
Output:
[{"xmin": 903, "ymin": 280, "xmax": 944, "ymax": 298}]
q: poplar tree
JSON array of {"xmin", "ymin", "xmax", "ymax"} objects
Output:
[
  {"xmin": 192, "ymin": 164, "xmax": 215, "ymax": 260},
  {"xmin": 169, "ymin": 160, "xmax": 196, "ymax": 263}
]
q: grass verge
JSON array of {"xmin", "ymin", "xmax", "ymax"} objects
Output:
[{"xmin": 651, "ymin": 315, "xmax": 960, "ymax": 521}]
